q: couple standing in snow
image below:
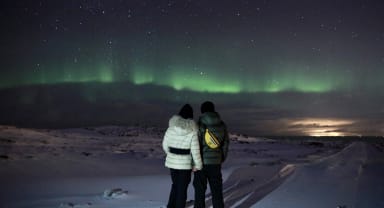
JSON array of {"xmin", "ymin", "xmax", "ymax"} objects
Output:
[{"xmin": 162, "ymin": 101, "xmax": 230, "ymax": 208}]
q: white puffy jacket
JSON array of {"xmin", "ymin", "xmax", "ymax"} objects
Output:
[{"xmin": 162, "ymin": 115, "xmax": 202, "ymax": 170}]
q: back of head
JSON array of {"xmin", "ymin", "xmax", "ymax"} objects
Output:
[
  {"xmin": 201, "ymin": 101, "xmax": 215, "ymax": 113},
  {"xmin": 178, "ymin": 104, "xmax": 193, "ymax": 119}
]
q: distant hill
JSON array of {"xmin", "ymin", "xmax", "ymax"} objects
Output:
[{"xmin": 0, "ymin": 82, "xmax": 183, "ymax": 128}]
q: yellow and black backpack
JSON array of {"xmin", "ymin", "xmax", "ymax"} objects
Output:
[{"xmin": 204, "ymin": 128, "xmax": 221, "ymax": 149}]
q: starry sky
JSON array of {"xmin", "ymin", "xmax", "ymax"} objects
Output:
[{"xmin": 1, "ymin": 0, "xmax": 384, "ymax": 136}]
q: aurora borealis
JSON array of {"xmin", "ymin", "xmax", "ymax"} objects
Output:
[{"xmin": 1, "ymin": 0, "xmax": 384, "ymax": 136}]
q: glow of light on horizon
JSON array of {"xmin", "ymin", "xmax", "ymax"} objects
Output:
[{"xmin": 290, "ymin": 118, "xmax": 356, "ymax": 137}]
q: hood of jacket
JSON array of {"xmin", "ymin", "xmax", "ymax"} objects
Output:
[
  {"xmin": 199, "ymin": 112, "xmax": 222, "ymax": 126},
  {"xmin": 168, "ymin": 115, "xmax": 197, "ymax": 136}
]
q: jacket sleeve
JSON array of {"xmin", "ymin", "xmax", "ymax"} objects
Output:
[
  {"xmin": 198, "ymin": 119, "xmax": 206, "ymax": 148},
  {"xmin": 162, "ymin": 129, "xmax": 170, "ymax": 154},
  {"xmin": 191, "ymin": 130, "xmax": 203, "ymax": 170},
  {"xmin": 221, "ymin": 123, "xmax": 230, "ymax": 162}
]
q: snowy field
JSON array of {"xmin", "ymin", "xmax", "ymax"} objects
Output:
[{"xmin": 1, "ymin": 125, "xmax": 383, "ymax": 208}]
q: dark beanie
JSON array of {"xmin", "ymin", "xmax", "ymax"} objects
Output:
[
  {"xmin": 201, "ymin": 101, "xmax": 215, "ymax": 113},
  {"xmin": 178, "ymin": 104, "xmax": 193, "ymax": 119}
]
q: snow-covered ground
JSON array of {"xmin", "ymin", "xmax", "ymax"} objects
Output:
[{"xmin": 0, "ymin": 125, "xmax": 383, "ymax": 208}]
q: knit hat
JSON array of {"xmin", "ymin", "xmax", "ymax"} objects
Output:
[
  {"xmin": 178, "ymin": 104, "xmax": 193, "ymax": 119},
  {"xmin": 201, "ymin": 101, "xmax": 215, "ymax": 113}
]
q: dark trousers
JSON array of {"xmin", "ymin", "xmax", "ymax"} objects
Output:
[
  {"xmin": 193, "ymin": 164, "xmax": 224, "ymax": 208},
  {"xmin": 167, "ymin": 169, "xmax": 192, "ymax": 208}
]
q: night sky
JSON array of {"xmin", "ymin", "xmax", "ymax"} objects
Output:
[{"xmin": 1, "ymin": 0, "xmax": 384, "ymax": 136}]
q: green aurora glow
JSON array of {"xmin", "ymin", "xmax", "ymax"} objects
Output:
[
  {"xmin": 130, "ymin": 64, "xmax": 353, "ymax": 93},
  {"xmin": 2, "ymin": 64, "xmax": 115, "ymax": 88},
  {"xmin": 1, "ymin": 63, "xmax": 357, "ymax": 93}
]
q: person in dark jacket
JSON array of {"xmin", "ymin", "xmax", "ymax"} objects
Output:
[{"xmin": 193, "ymin": 101, "xmax": 229, "ymax": 208}]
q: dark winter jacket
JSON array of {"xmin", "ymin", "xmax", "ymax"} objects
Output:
[{"xmin": 198, "ymin": 112, "xmax": 229, "ymax": 165}]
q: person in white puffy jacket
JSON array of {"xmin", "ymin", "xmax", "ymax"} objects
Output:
[{"xmin": 162, "ymin": 104, "xmax": 203, "ymax": 208}]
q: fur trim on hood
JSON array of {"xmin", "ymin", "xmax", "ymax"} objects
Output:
[{"xmin": 169, "ymin": 115, "xmax": 197, "ymax": 133}]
